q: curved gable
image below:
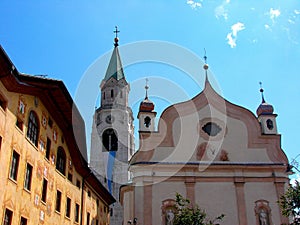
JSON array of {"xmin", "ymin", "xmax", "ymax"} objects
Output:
[{"xmin": 132, "ymin": 80, "xmax": 288, "ymax": 165}]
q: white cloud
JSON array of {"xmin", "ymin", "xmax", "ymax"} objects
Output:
[
  {"xmin": 294, "ymin": 9, "xmax": 300, "ymax": 15},
  {"xmin": 226, "ymin": 22, "xmax": 245, "ymax": 48},
  {"xmin": 226, "ymin": 33, "xmax": 236, "ymax": 48},
  {"xmin": 232, "ymin": 22, "xmax": 245, "ymax": 36},
  {"xmin": 215, "ymin": 0, "xmax": 230, "ymax": 20},
  {"xmin": 187, "ymin": 0, "xmax": 202, "ymax": 10},
  {"xmin": 288, "ymin": 19, "xmax": 295, "ymax": 24},
  {"xmin": 215, "ymin": 5, "xmax": 228, "ymax": 20},
  {"xmin": 269, "ymin": 8, "xmax": 281, "ymax": 22},
  {"xmin": 264, "ymin": 24, "xmax": 271, "ymax": 31}
]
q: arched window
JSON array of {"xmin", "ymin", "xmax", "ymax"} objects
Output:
[
  {"xmin": 56, "ymin": 147, "xmax": 66, "ymax": 175},
  {"xmin": 27, "ymin": 110, "xmax": 39, "ymax": 146},
  {"xmin": 111, "ymin": 89, "xmax": 114, "ymax": 98},
  {"xmin": 144, "ymin": 116, "xmax": 151, "ymax": 128},
  {"xmin": 102, "ymin": 129, "xmax": 118, "ymax": 151}
]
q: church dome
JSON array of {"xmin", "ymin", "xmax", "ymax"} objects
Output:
[
  {"xmin": 256, "ymin": 84, "xmax": 274, "ymax": 116},
  {"xmin": 256, "ymin": 102, "xmax": 274, "ymax": 116},
  {"xmin": 139, "ymin": 97, "xmax": 155, "ymax": 112}
]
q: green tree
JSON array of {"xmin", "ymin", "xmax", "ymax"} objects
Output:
[
  {"xmin": 279, "ymin": 181, "xmax": 300, "ymax": 225},
  {"xmin": 173, "ymin": 193, "xmax": 224, "ymax": 225}
]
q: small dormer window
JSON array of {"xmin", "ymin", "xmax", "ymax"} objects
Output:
[{"xmin": 144, "ymin": 116, "xmax": 151, "ymax": 128}]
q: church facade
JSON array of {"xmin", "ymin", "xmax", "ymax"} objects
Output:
[{"xmin": 120, "ymin": 70, "xmax": 291, "ymax": 224}]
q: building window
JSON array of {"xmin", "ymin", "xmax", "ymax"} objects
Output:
[
  {"xmin": 41, "ymin": 178, "xmax": 48, "ymax": 203},
  {"xmin": 0, "ymin": 94, "xmax": 7, "ymax": 110},
  {"xmin": 202, "ymin": 122, "xmax": 222, "ymax": 137},
  {"xmin": 76, "ymin": 179, "xmax": 81, "ymax": 188},
  {"xmin": 16, "ymin": 117, "xmax": 23, "ymax": 131},
  {"xmin": 144, "ymin": 116, "xmax": 151, "ymax": 128},
  {"xmin": 102, "ymin": 129, "xmax": 118, "ymax": 151},
  {"xmin": 0, "ymin": 136, "xmax": 2, "ymax": 151},
  {"xmin": 266, "ymin": 119, "xmax": 274, "ymax": 130},
  {"xmin": 26, "ymin": 111, "xmax": 39, "ymax": 146},
  {"xmin": 56, "ymin": 147, "xmax": 66, "ymax": 175},
  {"xmin": 75, "ymin": 203, "xmax": 80, "ymax": 223},
  {"xmin": 66, "ymin": 197, "xmax": 71, "ymax": 218},
  {"xmin": 111, "ymin": 89, "xmax": 114, "ymax": 98},
  {"xmin": 48, "ymin": 117, "xmax": 53, "ymax": 128},
  {"xmin": 87, "ymin": 190, "xmax": 91, "ymax": 198},
  {"xmin": 9, "ymin": 150, "xmax": 20, "ymax": 181},
  {"xmin": 103, "ymin": 92, "xmax": 106, "ymax": 100},
  {"xmin": 86, "ymin": 212, "xmax": 90, "ymax": 225},
  {"xmin": 20, "ymin": 217, "xmax": 27, "ymax": 225},
  {"xmin": 45, "ymin": 138, "xmax": 51, "ymax": 160},
  {"xmin": 55, "ymin": 190, "xmax": 62, "ymax": 212},
  {"xmin": 24, "ymin": 163, "xmax": 33, "ymax": 191},
  {"xmin": 3, "ymin": 208, "xmax": 13, "ymax": 225},
  {"xmin": 68, "ymin": 173, "xmax": 73, "ymax": 182}
]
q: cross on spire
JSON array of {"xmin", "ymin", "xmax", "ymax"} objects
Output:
[
  {"xmin": 114, "ymin": 26, "xmax": 120, "ymax": 38},
  {"xmin": 114, "ymin": 26, "xmax": 120, "ymax": 46},
  {"xmin": 145, "ymin": 78, "xmax": 149, "ymax": 100},
  {"xmin": 204, "ymin": 48, "xmax": 207, "ymax": 64},
  {"xmin": 259, "ymin": 81, "xmax": 266, "ymax": 103}
]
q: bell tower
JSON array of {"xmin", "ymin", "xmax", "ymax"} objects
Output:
[
  {"xmin": 256, "ymin": 82, "xmax": 278, "ymax": 135},
  {"xmin": 90, "ymin": 27, "xmax": 134, "ymax": 225},
  {"xmin": 137, "ymin": 79, "xmax": 157, "ymax": 132}
]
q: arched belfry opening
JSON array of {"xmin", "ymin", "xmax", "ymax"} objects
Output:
[{"xmin": 102, "ymin": 128, "xmax": 118, "ymax": 151}]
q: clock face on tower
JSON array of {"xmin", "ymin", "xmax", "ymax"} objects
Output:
[{"xmin": 106, "ymin": 115, "xmax": 114, "ymax": 124}]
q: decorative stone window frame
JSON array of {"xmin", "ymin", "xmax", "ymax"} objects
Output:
[
  {"xmin": 161, "ymin": 199, "xmax": 176, "ymax": 225},
  {"xmin": 254, "ymin": 199, "xmax": 273, "ymax": 225},
  {"xmin": 198, "ymin": 118, "xmax": 227, "ymax": 141}
]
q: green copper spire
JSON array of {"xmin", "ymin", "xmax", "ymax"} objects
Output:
[{"xmin": 104, "ymin": 26, "xmax": 125, "ymax": 81}]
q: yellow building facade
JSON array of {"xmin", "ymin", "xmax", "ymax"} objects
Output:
[{"xmin": 0, "ymin": 46, "xmax": 115, "ymax": 225}]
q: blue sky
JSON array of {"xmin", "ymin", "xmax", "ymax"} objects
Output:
[{"xmin": 1, "ymin": 1, "xmax": 300, "ymax": 174}]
